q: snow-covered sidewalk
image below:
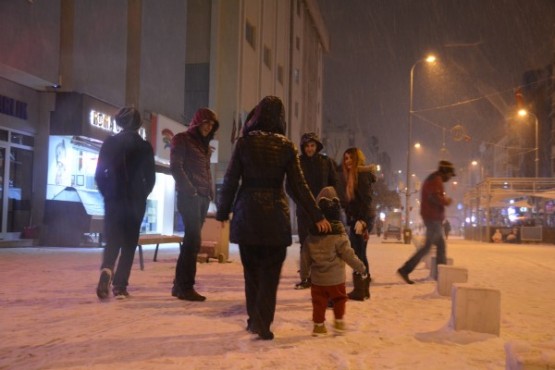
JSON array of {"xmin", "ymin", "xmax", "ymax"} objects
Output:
[{"xmin": 1, "ymin": 237, "xmax": 554, "ymax": 369}]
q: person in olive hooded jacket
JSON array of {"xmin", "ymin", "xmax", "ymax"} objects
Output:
[
  {"xmin": 170, "ymin": 108, "xmax": 219, "ymax": 302},
  {"xmin": 216, "ymin": 96, "xmax": 331, "ymax": 340}
]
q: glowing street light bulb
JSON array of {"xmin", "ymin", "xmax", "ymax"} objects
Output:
[
  {"xmin": 425, "ymin": 55, "xmax": 436, "ymax": 63},
  {"xmin": 414, "ymin": 142, "xmax": 421, "ymax": 149},
  {"xmin": 518, "ymin": 109, "xmax": 528, "ymax": 117}
]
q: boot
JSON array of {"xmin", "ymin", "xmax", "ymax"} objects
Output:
[
  {"xmin": 347, "ymin": 272, "xmax": 366, "ymax": 301},
  {"xmin": 364, "ymin": 275, "xmax": 371, "ymax": 299}
]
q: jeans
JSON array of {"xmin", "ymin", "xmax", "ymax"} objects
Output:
[
  {"xmin": 399, "ymin": 220, "xmax": 446, "ymax": 277},
  {"xmin": 239, "ymin": 244, "xmax": 287, "ymax": 335},
  {"xmin": 174, "ymin": 193, "xmax": 210, "ymax": 291},
  {"xmin": 101, "ymin": 198, "xmax": 146, "ymax": 289}
]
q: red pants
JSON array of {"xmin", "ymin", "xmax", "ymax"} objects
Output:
[{"xmin": 311, "ymin": 283, "xmax": 347, "ymax": 323}]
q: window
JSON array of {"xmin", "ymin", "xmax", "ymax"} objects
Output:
[
  {"xmin": 263, "ymin": 45, "xmax": 272, "ymax": 69},
  {"xmin": 294, "ymin": 101, "xmax": 299, "ymax": 118},
  {"xmin": 297, "ymin": 0, "xmax": 302, "ymax": 17},
  {"xmin": 277, "ymin": 65, "xmax": 284, "ymax": 85},
  {"xmin": 245, "ymin": 21, "xmax": 256, "ymax": 49},
  {"xmin": 296, "ymin": 36, "xmax": 300, "ymax": 51},
  {"xmin": 294, "ymin": 68, "xmax": 300, "ymax": 84},
  {"xmin": 10, "ymin": 132, "xmax": 34, "ymax": 147}
]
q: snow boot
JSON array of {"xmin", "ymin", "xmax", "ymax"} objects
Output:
[
  {"xmin": 347, "ymin": 272, "xmax": 366, "ymax": 301},
  {"xmin": 364, "ymin": 275, "xmax": 371, "ymax": 299}
]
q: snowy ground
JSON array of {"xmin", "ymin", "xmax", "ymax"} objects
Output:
[{"xmin": 1, "ymin": 236, "xmax": 554, "ymax": 370}]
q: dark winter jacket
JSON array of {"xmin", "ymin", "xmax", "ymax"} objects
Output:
[
  {"xmin": 95, "ymin": 130, "xmax": 156, "ymax": 202},
  {"xmin": 170, "ymin": 108, "xmax": 219, "ymax": 199},
  {"xmin": 216, "ymin": 96, "xmax": 325, "ymax": 246},
  {"xmin": 337, "ymin": 165, "xmax": 376, "ymax": 228},
  {"xmin": 298, "ymin": 134, "xmax": 338, "ymax": 199},
  {"xmin": 420, "ymin": 171, "xmax": 449, "ymax": 222}
]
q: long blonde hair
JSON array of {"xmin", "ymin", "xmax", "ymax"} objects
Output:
[{"xmin": 342, "ymin": 147, "xmax": 366, "ymax": 202}]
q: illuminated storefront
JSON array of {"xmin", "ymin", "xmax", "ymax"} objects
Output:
[{"xmin": 43, "ymin": 92, "xmax": 178, "ymax": 246}]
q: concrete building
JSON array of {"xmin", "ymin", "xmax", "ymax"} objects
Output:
[{"xmin": 0, "ymin": 0, "xmax": 329, "ymax": 243}]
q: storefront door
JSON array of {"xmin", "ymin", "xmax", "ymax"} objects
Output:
[
  {"xmin": 0, "ymin": 144, "xmax": 7, "ymax": 233},
  {"xmin": 0, "ymin": 130, "xmax": 34, "ymax": 238}
]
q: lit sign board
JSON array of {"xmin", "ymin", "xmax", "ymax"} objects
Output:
[{"xmin": 89, "ymin": 110, "xmax": 146, "ymax": 139}]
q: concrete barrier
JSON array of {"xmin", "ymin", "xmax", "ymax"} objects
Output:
[
  {"xmin": 437, "ymin": 265, "xmax": 468, "ymax": 296},
  {"xmin": 450, "ymin": 284, "xmax": 501, "ymax": 336},
  {"xmin": 430, "ymin": 257, "xmax": 454, "ymax": 280},
  {"xmin": 505, "ymin": 340, "xmax": 555, "ymax": 370}
]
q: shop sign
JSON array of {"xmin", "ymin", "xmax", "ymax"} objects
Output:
[
  {"xmin": 89, "ymin": 109, "xmax": 118, "ymax": 133},
  {"xmin": 89, "ymin": 109, "xmax": 146, "ymax": 139}
]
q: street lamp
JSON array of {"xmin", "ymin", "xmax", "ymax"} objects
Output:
[
  {"xmin": 517, "ymin": 109, "xmax": 539, "ymax": 178},
  {"xmin": 404, "ymin": 54, "xmax": 436, "ymax": 244}
]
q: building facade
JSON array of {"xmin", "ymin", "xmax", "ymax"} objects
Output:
[{"xmin": 0, "ymin": 0, "xmax": 329, "ymax": 242}]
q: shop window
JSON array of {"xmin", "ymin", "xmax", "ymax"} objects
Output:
[{"xmin": 0, "ymin": 129, "xmax": 8, "ymax": 142}]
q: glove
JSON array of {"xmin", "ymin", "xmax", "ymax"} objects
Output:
[
  {"xmin": 356, "ymin": 270, "xmax": 368, "ymax": 279},
  {"xmin": 354, "ymin": 220, "xmax": 366, "ymax": 235}
]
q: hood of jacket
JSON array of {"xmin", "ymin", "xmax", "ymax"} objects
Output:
[
  {"xmin": 243, "ymin": 96, "xmax": 286, "ymax": 136},
  {"xmin": 186, "ymin": 108, "xmax": 219, "ymax": 142},
  {"xmin": 300, "ymin": 132, "xmax": 323, "ymax": 155}
]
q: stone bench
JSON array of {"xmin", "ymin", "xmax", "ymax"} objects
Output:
[
  {"xmin": 450, "ymin": 284, "xmax": 501, "ymax": 336},
  {"xmin": 437, "ymin": 265, "xmax": 468, "ymax": 296},
  {"xmin": 505, "ymin": 340, "xmax": 555, "ymax": 370}
]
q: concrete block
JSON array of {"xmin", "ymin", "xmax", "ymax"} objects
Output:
[
  {"xmin": 505, "ymin": 340, "xmax": 555, "ymax": 370},
  {"xmin": 423, "ymin": 246, "xmax": 436, "ymax": 268},
  {"xmin": 437, "ymin": 265, "xmax": 468, "ymax": 296},
  {"xmin": 450, "ymin": 284, "xmax": 501, "ymax": 336},
  {"xmin": 430, "ymin": 257, "xmax": 454, "ymax": 279}
]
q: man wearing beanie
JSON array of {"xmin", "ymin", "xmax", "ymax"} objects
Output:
[
  {"xmin": 95, "ymin": 107, "xmax": 156, "ymax": 299},
  {"xmin": 397, "ymin": 160, "xmax": 456, "ymax": 284},
  {"xmin": 302, "ymin": 186, "xmax": 366, "ymax": 336},
  {"xmin": 170, "ymin": 107, "xmax": 219, "ymax": 301},
  {"xmin": 289, "ymin": 132, "xmax": 338, "ymax": 290}
]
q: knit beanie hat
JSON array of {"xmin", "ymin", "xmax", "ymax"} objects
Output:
[
  {"xmin": 115, "ymin": 107, "xmax": 142, "ymax": 131},
  {"xmin": 316, "ymin": 186, "xmax": 341, "ymax": 221},
  {"xmin": 438, "ymin": 160, "xmax": 456, "ymax": 176}
]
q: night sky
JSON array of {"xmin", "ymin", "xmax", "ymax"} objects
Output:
[{"xmin": 317, "ymin": 0, "xmax": 554, "ymax": 182}]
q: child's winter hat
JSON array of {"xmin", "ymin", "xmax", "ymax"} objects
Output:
[{"xmin": 316, "ymin": 186, "xmax": 341, "ymax": 221}]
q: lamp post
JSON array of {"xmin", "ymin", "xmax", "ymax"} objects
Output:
[
  {"xmin": 518, "ymin": 109, "xmax": 539, "ymax": 178},
  {"xmin": 404, "ymin": 55, "xmax": 436, "ymax": 244}
]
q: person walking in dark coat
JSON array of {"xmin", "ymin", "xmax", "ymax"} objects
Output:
[
  {"xmin": 95, "ymin": 107, "xmax": 156, "ymax": 299},
  {"xmin": 397, "ymin": 160, "xmax": 455, "ymax": 284},
  {"xmin": 290, "ymin": 132, "xmax": 338, "ymax": 290},
  {"xmin": 170, "ymin": 108, "xmax": 219, "ymax": 302},
  {"xmin": 337, "ymin": 147, "xmax": 376, "ymax": 301},
  {"xmin": 216, "ymin": 96, "xmax": 331, "ymax": 340}
]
